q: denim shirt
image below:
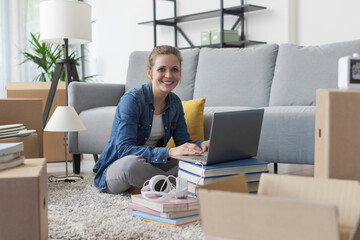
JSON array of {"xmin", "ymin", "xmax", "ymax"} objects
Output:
[{"xmin": 93, "ymin": 83, "xmax": 202, "ymax": 190}]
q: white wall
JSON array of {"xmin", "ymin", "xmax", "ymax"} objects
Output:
[
  {"xmin": 296, "ymin": 0, "xmax": 360, "ymax": 45},
  {"xmin": 85, "ymin": 0, "xmax": 360, "ymax": 84}
]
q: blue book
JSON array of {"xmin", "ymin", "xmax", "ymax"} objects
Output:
[
  {"xmin": 178, "ymin": 168, "xmax": 268, "ymax": 185},
  {"xmin": 129, "ymin": 211, "xmax": 200, "ymax": 227},
  {"xmin": 0, "ymin": 142, "xmax": 24, "ymax": 156},
  {"xmin": 178, "ymin": 158, "xmax": 269, "ymax": 178}
]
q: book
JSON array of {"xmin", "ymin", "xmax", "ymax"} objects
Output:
[
  {"xmin": 0, "ymin": 124, "xmax": 24, "ymax": 131},
  {"xmin": 187, "ymin": 180, "xmax": 260, "ymax": 195},
  {"xmin": 0, "ymin": 129, "xmax": 36, "ymax": 139},
  {"xmin": 128, "ymin": 202, "xmax": 199, "ymax": 219},
  {"xmin": 0, "ymin": 152, "xmax": 21, "ymax": 163},
  {"xmin": 178, "ymin": 158, "xmax": 269, "ymax": 178},
  {"xmin": 0, "ymin": 142, "xmax": 24, "ymax": 155},
  {"xmin": 0, "ymin": 126, "xmax": 26, "ymax": 135},
  {"xmin": 131, "ymin": 194, "xmax": 199, "ymax": 213},
  {"xmin": 129, "ymin": 211, "xmax": 200, "ymax": 227},
  {"xmin": 178, "ymin": 168, "xmax": 267, "ymax": 185},
  {"xmin": 0, "ymin": 156, "xmax": 25, "ymax": 170}
]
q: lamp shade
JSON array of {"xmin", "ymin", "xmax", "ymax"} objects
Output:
[
  {"xmin": 40, "ymin": 0, "xmax": 92, "ymax": 44},
  {"xmin": 44, "ymin": 106, "xmax": 86, "ymax": 132}
]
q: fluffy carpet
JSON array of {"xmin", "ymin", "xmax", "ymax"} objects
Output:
[{"xmin": 48, "ymin": 175, "xmax": 204, "ymax": 240}]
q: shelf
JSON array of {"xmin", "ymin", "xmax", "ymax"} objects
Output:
[
  {"xmin": 139, "ymin": 4, "xmax": 266, "ymax": 26},
  {"xmin": 178, "ymin": 40, "xmax": 267, "ymax": 50},
  {"xmin": 142, "ymin": 1, "xmax": 267, "ymax": 49}
]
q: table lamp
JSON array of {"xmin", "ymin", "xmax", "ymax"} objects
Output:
[
  {"xmin": 40, "ymin": 0, "xmax": 92, "ymax": 128},
  {"xmin": 44, "ymin": 106, "xmax": 86, "ymax": 182}
]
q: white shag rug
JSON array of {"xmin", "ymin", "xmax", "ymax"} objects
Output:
[{"xmin": 48, "ymin": 175, "xmax": 204, "ymax": 240}]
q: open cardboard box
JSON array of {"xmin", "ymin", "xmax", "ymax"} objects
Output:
[
  {"xmin": 5, "ymin": 83, "xmax": 72, "ymax": 162},
  {"xmin": 197, "ymin": 174, "xmax": 360, "ymax": 240}
]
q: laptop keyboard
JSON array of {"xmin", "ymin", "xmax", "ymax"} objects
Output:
[{"xmin": 189, "ymin": 154, "xmax": 207, "ymax": 163}]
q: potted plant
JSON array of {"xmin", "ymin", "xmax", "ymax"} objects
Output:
[{"xmin": 21, "ymin": 32, "xmax": 95, "ymax": 82}]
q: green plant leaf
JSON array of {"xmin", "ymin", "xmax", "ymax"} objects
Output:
[{"xmin": 20, "ymin": 32, "xmax": 97, "ymax": 82}]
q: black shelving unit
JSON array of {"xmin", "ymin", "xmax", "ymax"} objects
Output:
[{"xmin": 139, "ymin": 0, "xmax": 267, "ymax": 49}]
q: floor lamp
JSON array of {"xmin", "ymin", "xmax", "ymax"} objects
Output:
[
  {"xmin": 45, "ymin": 106, "xmax": 87, "ymax": 182},
  {"xmin": 40, "ymin": 0, "xmax": 92, "ymax": 128}
]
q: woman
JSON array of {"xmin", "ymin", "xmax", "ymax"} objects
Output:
[{"xmin": 93, "ymin": 45, "xmax": 210, "ymax": 194}]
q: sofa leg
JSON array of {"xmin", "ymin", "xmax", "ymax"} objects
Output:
[
  {"xmin": 274, "ymin": 163, "xmax": 278, "ymax": 174},
  {"xmin": 93, "ymin": 154, "xmax": 98, "ymax": 163},
  {"xmin": 72, "ymin": 154, "xmax": 81, "ymax": 174}
]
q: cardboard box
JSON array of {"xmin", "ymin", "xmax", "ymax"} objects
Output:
[
  {"xmin": 197, "ymin": 174, "xmax": 360, "ymax": 240},
  {"xmin": 0, "ymin": 98, "xmax": 43, "ymax": 157},
  {"xmin": 211, "ymin": 29, "xmax": 239, "ymax": 44},
  {"xmin": 6, "ymin": 82, "xmax": 72, "ymax": 162},
  {"xmin": 0, "ymin": 158, "xmax": 48, "ymax": 240},
  {"xmin": 200, "ymin": 31, "xmax": 211, "ymax": 45},
  {"xmin": 0, "ymin": 133, "xmax": 40, "ymax": 158},
  {"xmin": 315, "ymin": 89, "xmax": 360, "ymax": 180}
]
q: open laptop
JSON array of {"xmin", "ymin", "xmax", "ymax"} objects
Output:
[{"xmin": 172, "ymin": 109, "xmax": 264, "ymax": 165}]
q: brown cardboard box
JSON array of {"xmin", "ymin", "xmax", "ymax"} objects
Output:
[
  {"xmin": 315, "ymin": 89, "xmax": 360, "ymax": 180},
  {"xmin": 0, "ymin": 98, "xmax": 43, "ymax": 157},
  {"xmin": 0, "ymin": 133, "xmax": 40, "ymax": 157},
  {"xmin": 197, "ymin": 174, "xmax": 360, "ymax": 240},
  {"xmin": 6, "ymin": 82, "xmax": 71, "ymax": 162},
  {"xmin": 0, "ymin": 158, "xmax": 48, "ymax": 240}
]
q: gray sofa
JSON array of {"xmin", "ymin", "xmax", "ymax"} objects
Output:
[{"xmin": 68, "ymin": 39, "xmax": 360, "ymax": 173}]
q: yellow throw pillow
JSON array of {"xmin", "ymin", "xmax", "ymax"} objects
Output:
[{"xmin": 166, "ymin": 98, "xmax": 206, "ymax": 148}]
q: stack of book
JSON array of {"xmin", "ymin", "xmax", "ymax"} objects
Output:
[
  {"xmin": 0, "ymin": 124, "xmax": 35, "ymax": 139},
  {"xmin": 178, "ymin": 158, "xmax": 269, "ymax": 195},
  {"xmin": 0, "ymin": 142, "xmax": 25, "ymax": 170},
  {"xmin": 128, "ymin": 193, "xmax": 200, "ymax": 227}
]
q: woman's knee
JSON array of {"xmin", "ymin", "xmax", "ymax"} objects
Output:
[{"xmin": 105, "ymin": 156, "xmax": 144, "ymax": 194}]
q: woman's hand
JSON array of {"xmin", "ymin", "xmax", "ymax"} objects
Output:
[
  {"xmin": 168, "ymin": 142, "xmax": 203, "ymax": 158},
  {"xmin": 201, "ymin": 140, "xmax": 210, "ymax": 152}
]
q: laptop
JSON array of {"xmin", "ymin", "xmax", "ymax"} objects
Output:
[{"xmin": 172, "ymin": 109, "xmax": 264, "ymax": 165}]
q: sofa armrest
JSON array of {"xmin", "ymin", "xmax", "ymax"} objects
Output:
[
  {"xmin": 68, "ymin": 82, "xmax": 125, "ymax": 114},
  {"xmin": 68, "ymin": 82, "xmax": 125, "ymax": 155}
]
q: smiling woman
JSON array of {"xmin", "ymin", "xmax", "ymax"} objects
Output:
[{"xmin": 92, "ymin": 45, "xmax": 209, "ymax": 194}]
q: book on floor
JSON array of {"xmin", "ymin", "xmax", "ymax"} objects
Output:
[
  {"xmin": 128, "ymin": 202, "xmax": 199, "ymax": 219},
  {"xmin": 178, "ymin": 168, "xmax": 267, "ymax": 185},
  {"xmin": 0, "ymin": 152, "xmax": 21, "ymax": 163},
  {"xmin": 129, "ymin": 210, "xmax": 200, "ymax": 227},
  {"xmin": 0, "ymin": 156, "xmax": 25, "ymax": 170},
  {"xmin": 0, "ymin": 142, "xmax": 24, "ymax": 155},
  {"xmin": 178, "ymin": 158, "xmax": 269, "ymax": 178},
  {"xmin": 131, "ymin": 194, "xmax": 199, "ymax": 213},
  {"xmin": 187, "ymin": 179, "xmax": 260, "ymax": 195}
]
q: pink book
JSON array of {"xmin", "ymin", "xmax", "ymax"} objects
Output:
[
  {"xmin": 130, "ymin": 194, "xmax": 199, "ymax": 213},
  {"xmin": 128, "ymin": 202, "xmax": 199, "ymax": 219}
]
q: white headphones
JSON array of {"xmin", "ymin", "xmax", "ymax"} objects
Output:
[{"xmin": 141, "ymin": 175, "xmax": 188, "ymax": 202}]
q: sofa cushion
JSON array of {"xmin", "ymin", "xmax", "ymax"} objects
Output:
[
  {"xmin": 256, "ymin": 106, "xmax": 315, "ymax": 164},
  {"xmin": 78, "ymin": 106, "xmax": 116, "ymax": 154},
  {"xmin": 193, "ymin": 44, "xmax": 278, "ymax": 107},
  {"xmin": 125, "ymin": 48, "xmax": 200, "ymax": 101},
  {"xmin": 166, "ymin": 98, "xmax": 206, "ymax": 147},
  {"xmin": 269, "ymin": 40, "xmax": 360, "ymax": 106}
]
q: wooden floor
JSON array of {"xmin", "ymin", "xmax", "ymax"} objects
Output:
[{"xmin": 46, "ymin": 154, "xmax": 314, "ymax": 177}]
